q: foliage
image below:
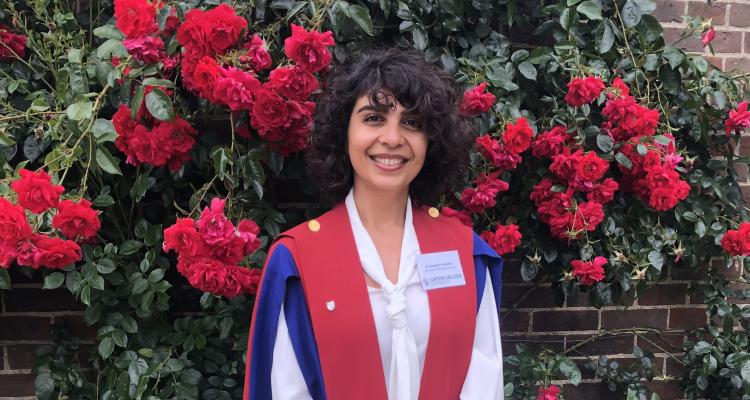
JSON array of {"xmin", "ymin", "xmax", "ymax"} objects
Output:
[{"xmin": 0, "ymin": 0, "xmax": 749, "ymax": 399}]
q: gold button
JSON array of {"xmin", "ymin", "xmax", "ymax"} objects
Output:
[
  {"xmin": 428, "ymin": 207, "xmax": 440, "ymax": 218},
  {"xmin": 308, "ymin": 219, "xmax": 320, "ymax": 232}
]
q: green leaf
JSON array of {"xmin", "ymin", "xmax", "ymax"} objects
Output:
[
  {"xmin": 615, "ymin": 152, "xmax": 633, "ymax": 169},
  {"xmin": 93, "ymin": 194, "xmax": 115, "ymax": 207},
  {"xmin": 96, "ymin": 147, "xmax": 123, "ymax": 175},
  {"xmin": 93, "ymin": 119, "xmax": 117, "ymax": 143},
  {"xmin": 346, "ymin": 4, "xmax": 374, "ymax": 36},
  {"xmin": 97, "ymin": 259, "xmax": 117, "ymax": 274},
  {"xmin": 132, "ymin": 277, "xmax": 149, "ymax": 295},
  {"xmin": 559, "ymin": 359, "xmax": 582, "ymax": 385},
  {"xmin": 647, "ymin": 250, "xmax": 664, "ymax": 270},
  {"xmin": 141, "ymin": 77, "xmax": 175, "ymax": 88},
  {"xmin": 93, "ymin": 25, "xmax": 124, "ymax": 40},
  {"xmin": 559, "ymin": 8, "xmax": 572, "ymax": 30},
  {"xmin": 663, "ymin": 45, "xmax": 685, "ymax": 69},
  {"xmin": 96, "ymin": 39, "xmax": 127, "ymax": 59},
  {"xmin": 128, "ymin": 358, "xmax": 149, "ymax": 385},
  {"xmin": 145, "ymin": 88, "xmax": 174, "ymax": 121},
  {"xmin": 0, "ymin": 269, "xmax": 10, "ymax": 290},
  {"xmin": 43, "ymin": 272, "xmax": 66, "ymax": 289},
  {"xmin": 621, "ymin": 0, "xmax": 643, "ymax": 28},
  {"xmin": 99, "ymin": 337, "xmax": 115, "ymax": 359},
  {"xmin": 35, "ymin": 371, "xmax": 55, "ymax": 400},
  {"xmin": 596, "ymin": 134, "xmax": 614, "ymax": 152},
  {"xmin": 412, "ymin": 27, "xmax": 428, "ymax": 51},
  {"xmin": 576, "ymin": 1, "xmax": 602, "ymax": 20},
  {"xmin": 66, "ymin": 99, "xmax": 93, "ymax": 121},
  {"xmin": 693, "ymin": 341, "xmax": 711, "ymax": 354},
  {"xmin": 119, "ymin": 240, "xmax": 143, "ymax": 255},
  {"xmin": 130, "ymin": 85, "xmax": 145, "ymax": 120},
  {"xmin": 597, "ymin": 22, "xmax": 615, "ymax": 54},
  {"xmin": 517, "ymin": 61, "xmax": 537, "ymax": 80},
  {"xmin": 695, "ymin": 221, "xmax": 706, "ymax": 238},
  {"xmin": 741, "ymin": 360, "xmax": 750, "ymax": 383},
  {"xmin": 520, "ymin": 261, "xmax": 539, "ymax": 281}
]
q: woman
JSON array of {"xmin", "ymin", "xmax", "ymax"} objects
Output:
[{"xmin": 244, "ymin": 47, "xmax": 504, "ymax": 400}]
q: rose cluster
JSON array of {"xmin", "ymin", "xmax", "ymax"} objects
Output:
[
  {"xmin": 725, "ymin": 101, "xmax": 750, "ymax": 135},
  {"xmin": 175, "ymin": 1, "xmax": 334, "ymax": 155},
  {"xmin": 113, "ymin": 103, "xmax": 197, "ymax": 170},
  {"xmin": 1, "ymin": 169, "xmax": 100, "ymax": 270},
  {"xmin": 459, "ymin": 82, "xmax": 496, "ymax": 117},
  {"xmin": 162, "ymin": 198, "xmax": 261, "ymax": 298},
  {"xmin": 536, "ymin": 385, "xmax": 561, "ymax": 400},
  {"xmin": 570, "ymin": 256, "xmax": 607, "ymax": 286},
  {"xmin": 114, "ymin": 0, "xmax": 178, "ymax": 71},
  {"xmin": 0, "ymin": 25, "xmax": 27, "ymax": 62},
  {"xmin": 720, "ymin": 222, "xmax": 750, "ymax": 256}
]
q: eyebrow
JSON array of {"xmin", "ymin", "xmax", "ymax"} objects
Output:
[{"xmin": 355, "ymin": 105, "xmax": 420, "ymax": 118}]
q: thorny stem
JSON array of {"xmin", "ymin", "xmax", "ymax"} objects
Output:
[{"xmin": 614, "ymin": 3, "xmax": 643, "ymax": 99}]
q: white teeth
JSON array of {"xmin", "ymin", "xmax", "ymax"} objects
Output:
[{"xmin": 373, "ymin": 157, "xmax": 405, "ymax": 166}]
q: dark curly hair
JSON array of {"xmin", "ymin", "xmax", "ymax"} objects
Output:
[{"xmin": 305, "ymin": 47, "xmax": 474, "ymax": 206}]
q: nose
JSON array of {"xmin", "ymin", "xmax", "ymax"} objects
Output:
[{"xmin": 378, "ymin": 120, "xmax": 405, "ymax": 147}]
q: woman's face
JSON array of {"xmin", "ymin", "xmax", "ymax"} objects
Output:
[{"xmin": 347, "ymin": 91, "xmax": 428, "ymax": 196}]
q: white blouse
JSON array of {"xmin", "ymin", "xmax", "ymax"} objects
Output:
[{"xmin": 270, "ymin": 192, "xmax": 504, "ymax": 399}]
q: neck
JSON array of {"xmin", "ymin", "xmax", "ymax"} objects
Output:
[{"xmin": 351, "ymin": 184, "xmax": 409, "ymax": 230}]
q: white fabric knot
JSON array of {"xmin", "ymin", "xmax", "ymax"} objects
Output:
[{"xmin": 386, "ymin": 290, "xmax": 408, "ymax": 328}]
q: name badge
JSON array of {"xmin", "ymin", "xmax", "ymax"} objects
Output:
[{"xmin": 415, "ymin": 250, "xmax": 465, "ymax": 291}]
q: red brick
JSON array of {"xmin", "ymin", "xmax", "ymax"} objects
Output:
[
  {"xmin": 562, "ymin": 382, "xmax": 616, "ymax": 399},
  {"xmin": 725, "ymin": 57, "xmax": 750, "ymax": 72},
  {"xmin": 501, "ymin": 258, "xmax": 525, "ymax": 283},
  {"xmin": 7, "ymin": 267, "xmax": 43, "ymax": 284},
  {"xmin": 533, "ymin": 310, "xmax": 598, "ymax": 332},
  {"xmin": 734, "ymin": 163, "xmax": 749, "ymax": 183},
  {"xmin": 687, "ymin": 1, "xmax": 726, "ymax": 25},
  {"xmin": 7, "ymin": 344, "xmax": 38, "ymax": 369},
  {"xmin": 0, "ymin": 316, "xmax": 51, "ymax": 340},
  {"xmin": 500, "ymin": 310, "xmax": 530, "ymax": 332},
  {"xmin": 566, "ymin": 333, "xmax": 635, "ymax": 356},
  {"xmin": 501, "ymin": 285, "xmax": 563, "ymax": 309},
  {"xmin": 704, "ymin": 56, "xmax": 723, "ymax": 69},
  {"xmin": 738, "ymin": 134, "xmax": 750, "ymax": 157},
  {"xmin": 4, "ymin": 288, "xmax": 84, "ymax": 312},
  {"xmin": 501, "ymin": 334, "xmax": 566, "ymax": 355},
  {"xmin": 0, "ymin": 374, "xmax": 35, "ymax": 397},
  {"xmin": 564, "ymin": 289, "xmax": 591, "ymax": 307},
  {"xmin": 645, "ymin": 380, "xmax": 686, "ymax": 399},
  {"xmin": 56, "ymin": 315, "xmax": 96, "ymax": 340},
  {"xmin": 729, "ymin": 4, "xmax": 750, "ymax": 27},
  {"xmin": 669, "ymin": 307, "xmax": 707, "ymax": 329},
  {"xmin": 638, "ymin": 284, "xmax": 688, "ymax": 305},
  {"xmin": 601, "ymin": 309, "xmax": 668, "ymax": 329},
  {"xmin": 742, "ymin": 184, "xmax": 750, "ymax": 204},
  {"xmin": 654, "ymin": 0, "xmax": 686, "ymax": 23},
  {"xmin": 709, "ymin": 30, "xmax": 744, "ymax": 53},
  {"xmin": 671, "ymin": 262, "xmax": 710, "ymax": 280},
  {"xmin": 663, "ymin": 27, "xmax": 704, "ymax": 52},
  {"xmin": 637, "ymin": 331, "xmax": 685, "ymax": 354},
  {"xmin": 666, "ymin": 357, "xmax": 688, "ymax": 377}
]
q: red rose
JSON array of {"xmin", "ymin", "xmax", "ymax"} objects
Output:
[
  {"xmin": 268, "ymin": 66, "xmax": 319, "ymax": 101},
  {"xmin": 550, "ymin": 148, "xmax": 582, "ymax": 182},
  {"xmin": 180, "ymin": 257, "xmax": 259, "ymax": 297},
  {"xmin": 601, "ymin": 96, "xmax": 659, "ymax": 140},
  {"xmin": 0, "ymin": 197, "xmax": 32, "ymax": 245},
  {"xmin": 233, "ymin": 266, "xmax": 262, "ymax": 295},
  {"xmin": 607, "ymin": 77, "xmax": 630, "ymax": 99},
  {"xmin": 737, "ymin": 223, "xmax": 750, "ymax": 254},
  {"xmin": 575, "ymin": 151, "xmax": 609, "ymax": 182},
  {"xmin": 441, "ymin": 207, "xmax": 473, "ymax": 227},
  {"xmin": 725, "ymin": 101, "xmax": 750, "ymax": 135},
  {"xmin": 238, "ymin": 219, "xmax": 261, "ymax": 255},
  {"xmin": 35, "ymin": 236, "xmax": 82, "ymax": 269},
  {"xmin": 0, "ymin": 241, "xmax": 17, "ymax": 268},
  {"xmin": 205, "ymin": 4, "xmax": 247, "ymax": 55},
  {"xmin": 16, "ymin": 234, "xmax": 45, "ymax": 268},
  {"xmin": 530, "ymin": 178, "xmax": 557, "ymax": 205},
  {"xmin": 571, "ymin": 256, "xmax": 607, "ymax": 286},
  {"xmin": 647, "ymin": 187, "xmax": 680, "ymax": 211},
  {"xmin": 176, "ymin": 9, "xmax": 211, "ymax": 57},
  {"xmin": 483, "ymin": 224, "xmax": 522, "ymax": 255},
  {"xmin": 459, "ymin": 82, "xmax": 495, "ymax": 117},
  {"xmin": 460, "ymin": 175, "xmax": 509, "ymax": 213},
  {"xmin": 163, "ymin": 8, "xmax": 180, "ymax": 36},
  {"xmin": 284, "ymin": 24, "xmax": 335, "ymax": 73},
  {"xmin": 564, "ymin": 76, "xmax": 605, "ymax": 107},
  {"xmin": 196, "ymin": 198, "xmax": 235, "ymax": 245},
  {"xmin": 188, "ymin": 56, "xmax": 222, "ymax": 101},
  {"xmin": 721, "ymin": 230, "xmax": 744, "ymax": 256},
  {"xmin": 123, "ymin": 36, "xmax": 165, "ymax": 64},
  {"xmin": 0, "ymin": 26, "xmax": 27, "ymax": 61},
  {"xmin": 129, "ymin": 126, "xmax": 170, "ymax": 166},
  {"xmin": 52, "ymin": 199, "xmax": 101, "ymax": 240},
  {"xmin": 702, "ymin": 26, "xmax": 715, "ymax": 47},
  {"xmin": 114, "ymin": 0, "xmax": 158, "ymax": 38},
  {"xmin": 267, "ymin": 100, "xmax": 315, "ymax": 155},
  {"xmin": 574, "ymin": 201, "xmax": 605, "ymax": 232},
  {"xmin": 586, "ymin": 178, "xmax": 619, "ymax": 204},
  {"xmin": 213, "ymin": 67, "xmax": 261, "ymax": 111},
  {"xmin": 243, "ymin": 35, "xmax": 273, "ymax": 71},
  {"xmin": 502, "ymin": 117, "xmax": 533, "ymax": 154},
  {"xmin": 163, "ymin": 218, "xmax": 206, "ymax": 257},
  {"xmin": 251, "ymin": 89, "xmax": 290, "ymax": 133},
  {"xmin": 536, "ymin": 385, "xmax": 561, "ymax": 400},
  {"xmin": 531, "ymin": 125, "xmax": 568, "ymax": 158},
  {"xmin": 11, "ymin": 169, "xmax": 65, "ymax": 214}
]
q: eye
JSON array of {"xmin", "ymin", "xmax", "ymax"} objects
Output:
[
  {"xmin": 363, "ymin": 113, "xmax": 384, "ymax": 123},
  {"xmin": 402, "ymin": 119, "xmax": 423, "ymax": 129}
]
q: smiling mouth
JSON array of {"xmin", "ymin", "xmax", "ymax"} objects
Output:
[{"xmin": 369, "ymin": 155, "xmax": 408, "ymax": 166}]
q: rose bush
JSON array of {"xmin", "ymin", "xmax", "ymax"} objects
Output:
[{"xmin": 0, "ymin": 0, "xmax": 748, "ymax": 399}]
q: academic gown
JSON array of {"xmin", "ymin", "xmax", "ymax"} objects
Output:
[{"xmin": 245, "ymin": 193, "xmax": 504, "ymax": 400}]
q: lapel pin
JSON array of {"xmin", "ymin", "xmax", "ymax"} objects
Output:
[{"xmin": 326, "ymin": 300, "xmax": 336, "ymax": 311}]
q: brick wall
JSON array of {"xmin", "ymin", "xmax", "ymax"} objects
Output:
[
  {"xmin": 497, "ymin": 2, "xmax": 750, "ymax": 398},
  {"xmin": 1, "ymin": 1, "xmax": 749, "ymax": 399}
]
